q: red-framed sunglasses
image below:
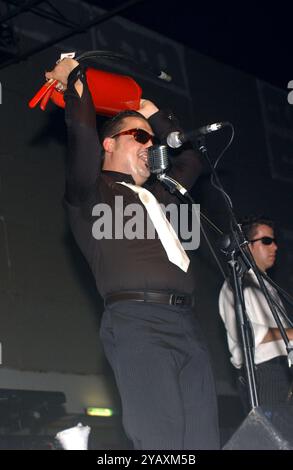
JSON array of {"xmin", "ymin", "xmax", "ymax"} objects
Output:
[{"xmin": 111, "ymin": 128, "xmax": 156, "ymax": 145}]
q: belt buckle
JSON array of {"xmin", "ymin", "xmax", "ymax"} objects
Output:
[{"xmin": 170, "ymin": 294, "xmax": 186, "ymax": 306}]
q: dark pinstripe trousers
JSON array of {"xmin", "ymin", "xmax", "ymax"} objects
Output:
[
  {"xmin": 238, "ymin": 356, "xmax": 293, "ymax": 412},
  {"xmin": 100, "ymin": 301, "xmax": 220, "ymax": 449}
]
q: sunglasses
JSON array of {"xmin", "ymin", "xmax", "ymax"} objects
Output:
[
  {"xmin": 111, "ymin": 128, "xmax": 156, "ymax": 145},
  {"xmin": 249, "ymin": 236, "xmax": 277, "ymax": 246}
]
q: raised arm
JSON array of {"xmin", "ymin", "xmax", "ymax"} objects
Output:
[
  {"xmin": 45, "ymin": 58, "xmax": 101, "ymax": 206},
  {"xmin": 139, "ymin": 100, "xmax": 202, "ymax": 191}
]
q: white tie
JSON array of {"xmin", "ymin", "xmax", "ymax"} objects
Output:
[{"xmin": 117, "ymin": 182, "xmax": 190, "ymax": 272}]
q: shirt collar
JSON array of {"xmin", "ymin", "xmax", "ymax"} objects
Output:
[{"xmin": 102, "ymin": 170, "xmax": 136, "ymax": 185}]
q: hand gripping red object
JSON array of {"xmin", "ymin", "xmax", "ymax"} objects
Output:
[{"xmin": 29, "ymin": 68, "xmax": 142, "ymax": 116}]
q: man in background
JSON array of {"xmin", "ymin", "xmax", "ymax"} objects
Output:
[{"xmin": 219, "ymin": 216, "xmax": 293, "ymax": 410}]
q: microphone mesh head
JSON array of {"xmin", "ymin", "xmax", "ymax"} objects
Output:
[{"xmin": 147, "ymin": 145, "xmax": 169, "ymax": 174}]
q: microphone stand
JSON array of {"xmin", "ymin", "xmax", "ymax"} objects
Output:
[
  {"xmin": 220, "ymin": 232, "xmax": 260, "ymax": 408},
  {"xmin": 157, "ymin": 173, "xmax": 188, "ymax": 196}
]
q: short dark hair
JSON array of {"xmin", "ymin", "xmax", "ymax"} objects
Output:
[
  {"xmin": 240, "ymin": 215, "xmax": 275, "ymax": 241},
  {"xmin": 100, "ymin": 109, "xmax": 149, "ymax": 143}
]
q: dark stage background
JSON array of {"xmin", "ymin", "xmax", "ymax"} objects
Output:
[{"xmin": 0, "ymin": 0, "xmax": 292, "ymax": 447}]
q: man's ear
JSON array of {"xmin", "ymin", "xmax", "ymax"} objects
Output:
[{"xmin": 103, "ymin": 137, "xmax": 115, "ymax": 153}]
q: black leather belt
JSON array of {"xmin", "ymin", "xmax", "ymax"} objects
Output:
[{"xmin": 104, "ymin": 291, "xmax": 194, "ymax": 307}]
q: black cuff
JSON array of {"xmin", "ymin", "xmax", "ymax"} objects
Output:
[
  {"xmin": 67, "ymin": 64, "xmax": 85, "ymax": 89},
  {"xmin": 149, "ymin": 109, "xmax": 182, "ymax": 142}
]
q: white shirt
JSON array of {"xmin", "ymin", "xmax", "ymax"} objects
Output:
[{"xmin": 219, "ymin": 269, "xmax": 288, "ymax": 368}]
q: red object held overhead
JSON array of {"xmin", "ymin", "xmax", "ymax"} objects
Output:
[{"xmin": 29, "ymin": 68, "xmax": 142, "ymax": 116}]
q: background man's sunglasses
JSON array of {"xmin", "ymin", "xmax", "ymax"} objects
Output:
[
  {"xmin": 111, "ymin": 128, "xmax": 157, "ymax": 145},
  {"xmin": 249, "ymin": 236, "xmax": 277, "ymax": 246}
]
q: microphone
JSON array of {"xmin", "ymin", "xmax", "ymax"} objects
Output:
[
  {"xmin": 147, "ymin": 145, "xmax": 188, "ymax": 195},
  {"xmin": 147, "ymin": 145, "xmax": 169, "ymax": 175},
  {"xmin": 166, "ymin": 122, "xmax": 231, "ymax": 148}
]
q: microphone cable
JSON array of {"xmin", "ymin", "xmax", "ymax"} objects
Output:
[{"xmin": 208, "ymin": 123, "xmax": 235, "ymax": 209}]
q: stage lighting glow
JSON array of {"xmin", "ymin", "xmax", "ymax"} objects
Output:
[{"xmin": 86, "ymin": 407, "xmax": 113, "ymax": 417}]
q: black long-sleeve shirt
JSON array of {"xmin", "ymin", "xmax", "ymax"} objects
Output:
[{"xmin": 64, "ymin": 69, "xmax": 202, "ymax": 297}]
